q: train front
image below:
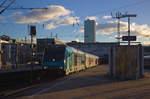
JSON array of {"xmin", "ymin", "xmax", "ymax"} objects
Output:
[{"xmin": 42, "ymin": 45, "xmax": 66, "ymax": 73}]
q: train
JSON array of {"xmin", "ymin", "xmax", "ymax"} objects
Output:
[{"xmin": 42, "ymin": 45, "xmax": 99, "ymax": 75}]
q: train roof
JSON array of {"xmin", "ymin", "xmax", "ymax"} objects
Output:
[
  {"xmin": 66, "ymin": 46, "xmax": 99, "ymax": 58},
  {"xmin": 85, "ymin": 53, "xmax": 99, "ymax": 58},
  {"xmin": 46, "ymin": 45, "xmax": 99, "ymax": 58}
]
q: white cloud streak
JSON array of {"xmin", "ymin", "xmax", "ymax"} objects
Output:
[
  {"xmin": 79, "ymin": 20, "xmax": 150, "ymax": 39},
  {"xmin": 102, "ymin": 16, "xmax": 112, "ymax": 19},
  {"xmin": 85, "ymin": 16, "xmax": 98, "ymax": 21},
  {"xmin": 11, "ymin": 5, "xmax": 80, "ymax": 29},
  {"xmin": 142, "ymin": 41, "xmax": 150, "ymax": 45},
  {"xmin": 96, "ymin": 21, "xmax": 150, "ymax": 38},
  {"xmin": 79, "ymin": 27, "xmax": 84, "ymax": 33},
  {"xmin": 46, "ymin": 16, "xmax": 80, "ymax": 29}
]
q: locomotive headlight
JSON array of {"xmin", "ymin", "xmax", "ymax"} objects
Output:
[
  {"xmin": 64, "ymin": 60, "xmax": 66, "ymax": 63},
  {"xmin": 59, "ymin": 66, "xmax": 63, "ymax": 69},
  {"xmin": 52, "ymin": 58, "xmax": 55, "ymax": 61}
]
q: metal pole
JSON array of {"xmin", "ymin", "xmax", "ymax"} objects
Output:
[
  {"xmin": 128, "ymin": 17, "xmax": 131, "ymax": 78},
  {"xmin": 30, "ymin": 35, "xmax": 33, "ymax": 83},
  {"xmin": 128, "ymin": 17, "xmax": 130, "ymax": 46},
  {"xmin": 56, "ymin": 33, "xmax": 57, "ymax": 39},
  {"xmin": 118, "ymin": 18, "xmax": 120, "ymax": 45},
  {"xmin": 16, "ymin": 44, "xmax": 18, "ymax": 68},
  {"xmin": 51, "ymin": 32, "xmax": 52, "ymax": 38}
]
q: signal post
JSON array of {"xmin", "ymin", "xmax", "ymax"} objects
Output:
[{"xmin": 29, "ymin": 25, "xmax": 36, "ymax": 83}]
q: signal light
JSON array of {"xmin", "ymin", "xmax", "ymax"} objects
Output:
[{"xmin": 30, "ymin": 25, "xmax": 36, "ymax": 36}]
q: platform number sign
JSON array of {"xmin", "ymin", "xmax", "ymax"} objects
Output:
[{"xmin": 122, "ymin": 36, "xmax": 136, "ymax": 41}]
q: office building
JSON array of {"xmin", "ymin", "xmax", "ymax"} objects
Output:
[{"xmin": 84, "ymin": 19, "xmax": 96, "ymax": 43}]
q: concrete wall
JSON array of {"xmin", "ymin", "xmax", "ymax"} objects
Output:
[{"xmin": 109, "ymin": 45, "xmax": 144, "ymax": 79}]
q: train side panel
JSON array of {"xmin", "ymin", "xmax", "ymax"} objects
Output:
[
  {"xmin": 64, "ymin": 47, "xmax": 74, "ymax": 75},
  {"xmin": 85, "ymin": 53, "xmax": 99, "ymax": 68},
  {"xmin": 64, "ymin": 47, "xmax": 87, "ymax": 75}
]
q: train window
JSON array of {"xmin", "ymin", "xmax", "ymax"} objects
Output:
[
  {"xmin": 81, "ymin": 55, "xmax": 85, "ymax": 64},
  {"xmin": 79, "ymin": 53, "xmax": 82, "ymax": 65},
  {"xmin": 68, "ymin": 51, "xmax": 72, "ymax": 57},
  {"xmin": 67, "ymin": 52, "xmax": 70, "ymax": 57},
  {"xmin": 77, "ymin": 53, "xmax": 80, "ymax": 66},
  {"xmin": 44, "ymin": 46, "xmax": 65, "ymax": 62},
  {"xmin": 74, "ymin": 53, "xmax": 77, "ymax": 66}
]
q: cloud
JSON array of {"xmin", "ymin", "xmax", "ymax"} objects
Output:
[
  {"xmin": 45, "ymin": 16, "xmax": 80, "ymax": 29},
  {"xmin": 11, "ymin": 5, "xmax": 79, "ymax": 29},
  {"xmin": 80, "ymin": 20, "xmax": 150, "ymax": 39},
  {"xmin": 45, "ymin": 23, "xmax": 56, "ymax": 29},
  {"xmin": 85, "ymin": 16, "xmax": 98, "ymax": 21},
  {"xmin": 14, "ymin": 5, "xmax": 72, "ymax": 23},
  {"xmin": 9, "ymin": 12, "xmax": 22, "ymax": 19},
  {"xmin": 96, "ymin": 21, "xmax": 126, "ymax": 34},
  {"xmin": 96, "ymin": 21, "xmax": 150, "ymax": 38},
  {"xmin": 142, "ymin": 41, "xmax": 150, "ymax": 45},
  {"xmin": 130, "ymin": 23, "xmax": 150, "ymax": 37},
  {"xmin": 75, "ymin": 38, "xmax": 83, "ymax": 42},
  {"xmin": 102, "ymin": 16, "xmax": 112, "ymax": 19}
]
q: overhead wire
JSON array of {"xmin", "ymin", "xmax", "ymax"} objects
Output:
[
  {"xmin": 0, "ymin": 0, "xmax": 16, "ymax": 14},
  {"xmin": 0, "ymin": 0, "xmax": 8, "ymax": 7}
]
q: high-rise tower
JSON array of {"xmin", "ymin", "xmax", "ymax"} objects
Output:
[{"xmin": 84, "ymin": 19, "xmax": 96, "ymax": 43}]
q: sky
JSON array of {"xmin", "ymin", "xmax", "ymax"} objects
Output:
[{"xmin": 0, "ymin": 0, "xmax": 150, "ymax": 44}]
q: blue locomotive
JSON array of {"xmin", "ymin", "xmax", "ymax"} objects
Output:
[{"xmin": 42, "ymin": 45, "xmax": 99, "ymax": 75}]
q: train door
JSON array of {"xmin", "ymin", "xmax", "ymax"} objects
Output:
[
  {"xmin": 66, "ymin": 51, "xmax": 70, "ymax": 70},
  {"xmin": 84, "ymin": 54, "xmax": 86, "ymax": 68},
  {"xmin": 66, "ymin": 48, "xmax": 74, "ymax": 73},
  {"xmin": 64, "ymin": 49, "xmax": 70, "ymax": 74},
  {"xmin": 68, "ymin": 52, "xmax": 73, "ymax": 71},
  {"xmin": 74, "ymin": 52, "xmax": 77, "ymax": 71},
  {"xmin": 85, "ymin": 55, "xmax": 88, "ymax": 68},
  {"xmin": 64, "ymin": 49, "xmax": 67, "ymax": 70}
]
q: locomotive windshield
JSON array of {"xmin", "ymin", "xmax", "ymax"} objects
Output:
[{"xmin": 43, "ymin": 45, "xmax": 66, "ymax": 62}]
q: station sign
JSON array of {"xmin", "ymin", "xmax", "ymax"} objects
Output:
[{"xmin": 122, "ymin": 36, "xmax": 136, "ymax": 41}]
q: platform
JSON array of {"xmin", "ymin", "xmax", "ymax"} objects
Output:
[
  {"xmin": 0, "ymin": 65, "xmax": 43, "ymax": 74},
  {"xmin": 11, "ymin": 65, "xmax": 150, "ymax": 99}
]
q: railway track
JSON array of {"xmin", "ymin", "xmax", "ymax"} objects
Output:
[
  {"xmin": 3, "ymin": 65, "xmax": 105, "ymax": 99},
  {"xmin": 0, "ymin": 69, "xmax": 63, "ymax": 99},
  {"xmin": 1, "ymin": 67, "xmax": 89, "ymax": 99}
]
